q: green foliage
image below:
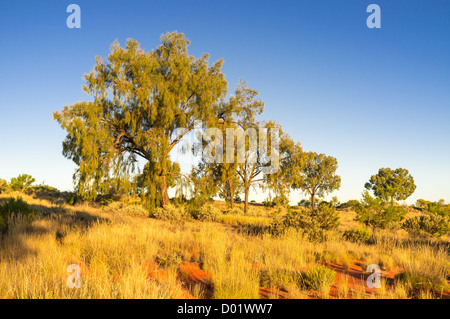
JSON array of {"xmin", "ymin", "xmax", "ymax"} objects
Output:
[
  {"xmin": 421, "ymin": 201, "xmax": 450, "ymax": 217},
  {"xmin": 402, "ymin": 214, "xmax": 450, "ymax": 238},
  {"xmin": 0, "ymin": 179, "xmax": 8, "ymax": 193},
  {"xmin": 224, "ymin": 207, "xmax": 244, "ymax": 215},
  {"xmin": 270, "ymin": 205, "xmax": 339, "ymax": 241},
  {"xmin": 346, "ymin": 199, "xmax": 360, "ymax": 208},
  {"xmin": 300, "ymin": 265, "xmax": 336, "ymax": 293},
  {"xmin": 191, "ymin": 203, "xmax": 221, "ymax": 222},
  {"xmin": 104, "ymin": 202, "xmax": 149, "ymax": 217},
  {"xmin": 262, "ymin": 198, "xmax": 275, "ymax": 208},
  {"xmin": 343, "ymin": 227, "xmax": 372, "ymax": 243},
  {"xmin": 365, "ymin": 167, "xmax": 416, "ymax": 204},
  {"xmin": 150, "ymin": 204, "xmax": 189, "ymax": 221},
  {"xmin": 65, "ymin": 193, "xmax": 79, "ymax": 206},
  {"xmin": 354, "ymin": 191, "xmax": 407, "ymax": 231},
  {"xmin": 54, "ymin": 32, "xmax": 228, "ymax": 208},
  {"xmin": 0, "ymin": 197, "xmax": 35, "ymax": 232},
  {"xmin": 297, "ymin": 199, "xmax": 311, "ymax": 208},
  {"xmin": 292, "ymin": 152, "xmax": 341, "ymax": 209},
  {"xmin": 395, "ymin": 271, "xmax": 450, "ymax": 295},
  {"xmin": 9, "ymin": 174, "xmax": 36, "ymax": 192}
]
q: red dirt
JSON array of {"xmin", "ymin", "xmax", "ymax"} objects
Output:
[
  {"xmin": 259, "ymin": 287, "xmax": 290, "ymax": 299},
  {"xmin": 178, "ymin": 261, "xmax": 214, "ymax": 299}
]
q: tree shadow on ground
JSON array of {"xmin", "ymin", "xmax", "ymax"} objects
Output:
[{"xmin": 0, "ymin": 203, "xmax": 110, "ymax": 262}]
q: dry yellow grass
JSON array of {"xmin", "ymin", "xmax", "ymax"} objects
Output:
[{"xmin": 0, "ymin": 193, "xmax": 448, "ymax": 299}]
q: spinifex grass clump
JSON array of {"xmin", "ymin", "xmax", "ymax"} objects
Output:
[
  {"xmin": 0, "ymin": 197, "xmax": 35, "ymax": 232},
  {"xmin": 300, "ymin": 265, "xmax": 336, "ymax": 298}
]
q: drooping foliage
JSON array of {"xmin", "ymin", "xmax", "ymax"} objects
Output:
[{"xmin": 54, "ymin": 32, "xmax": 228, "ymax": 208}]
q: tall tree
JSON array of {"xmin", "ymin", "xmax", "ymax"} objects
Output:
[
  {"xmin": 364, "ymin": 167, "xmax": 416, "ymax": 204},
  {"xmin": 262, "ymin": 122, "xmax": 303, "ymax": 206},
  {"xmin": 292, "ymin": 152, "xmax": 341, "ymax": 210},
  {"xmin": 54, "ymin": 32, "xmax": 227, "ymax": 208}
]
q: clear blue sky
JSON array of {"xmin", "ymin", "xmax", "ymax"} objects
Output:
[{"xmin": 0, "ymin": 0, "xmax": 449, "ymax": 204}]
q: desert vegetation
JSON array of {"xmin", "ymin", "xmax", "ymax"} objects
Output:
[{"xmin": 1, "ymin": 32, "xmax": 448, "ymax": 299}]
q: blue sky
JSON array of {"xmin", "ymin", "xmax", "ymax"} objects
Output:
[{"xmin": 0, "ymin": 0, "xmax": 449, "ymax": 204}]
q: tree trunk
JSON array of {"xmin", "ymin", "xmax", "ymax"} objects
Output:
[
  {"xmin": 159, "ymin": 174, "xmax": 170, "ymax": 207},
  {"xmin": 229, "ymin": 179, "xmax": 234, "ymax": 209},
  {"xmin": 244, "ymin": 184, "xmax": 250, "ymax": 214},
  {"xmin": 311, "ymin": 193, "xmax": 315, "ymax": 210}
]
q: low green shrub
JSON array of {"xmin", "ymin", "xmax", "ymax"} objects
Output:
[
  {"xmin": 224, "ymin": 207, "xmax": 244, "ymax": 215},
  {"xmin": 343, "ymin": 227, "xmax": 372, "ymax": 243},
  {"xmin": 402, "ymin": 214, "xmax": 450, "ymax": 238},
  {"xmin": 269, "ymin": 205, "xmax": 339, "ymax": 242},
  {"xmin": 395, "ymin": 271, "xmax": 450, "ymax": 295},
  {"xmin": 0, "ymin": 197, "xmax": 35, "ymax": 232},
  {"xmin": 300, "ymin": 265, "xmax": 336, "ymax": 295},
  {"xmin": 65, "ymin": 193, "xmax": 79, "ymax": 206},
  {"xmin": 150, "ymin": 204, "xmax": 189, "ymax": 221}
]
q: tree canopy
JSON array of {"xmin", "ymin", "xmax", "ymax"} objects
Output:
[
  {"xmin": 365, "ymin": 167, "xmax": 416, "ymax": 204},
  {"xmin": 54, "ymin": 32, "xmax": 228, "ymax": 208},
  {"xmin": 292, "ymin": 152, "xmax": 341, "ymax": 210}
]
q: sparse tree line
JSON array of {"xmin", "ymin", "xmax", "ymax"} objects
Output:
[{"xmin": 2, "ymin": 32, "xmax": 447, "ymax": 240}]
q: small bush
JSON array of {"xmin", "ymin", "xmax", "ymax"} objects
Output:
[
  {"xmin": 119, "ymin": 204, "xmax": 149, "ymax": 217},
  {"xmin": 395, "ymin": 271, "xmax": 450, "ymax": 295},
  {"xmin": 402, "ymin": 214, "xmax": 450, "ymax": 238},
  {"xmin": 343, "ymin": 227, "xmax": 372, "ymax": 243},
  {"xmin": 191, "ymin": 203, "xmax": 221, "ymax": 222},
  {"xmin": 224, "ymin": 207, "xmax": 244, "ymax": 215},
  {"xmin": 150, "ymin": 204, "xmax": 189, "ymax": 221},
  {"xmin": 0, "ymin": 197, "xmax": 35, "ymax": 232},
  {"xmin": 65, "ymin": 193, "xmax": 79, "ymax": 206},
  {"xmin": 300, "ymin": 265, "xmax": 336, "ymax": 297},
  {"xmin": 0, "ymin": 179, "xmax": 8, "ymax": 194},
  {"xmin": 104, "ymin": 202, "xmax": 150, "ymax": 217},
  {"xmin": 269, "ymin": 205, "xmax": 339, "ymax": 241}
]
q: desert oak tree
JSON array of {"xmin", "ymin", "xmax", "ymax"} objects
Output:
[
  {"xmin": 54, "ymin": 32, "xmax": 228, "ymax": 208},
  {"xmin": 292, "ymin": 152, "xmax": 341, "ymax": 210}
]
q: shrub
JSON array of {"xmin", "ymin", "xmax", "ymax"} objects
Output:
[
  {"xmin": 192, "ymin": 203, "xmax": 221, "ymax": 222},
  {"xmin": 343, "ymin": 227, "xmax": 372, "ymax": 243},
  {"xmin": 300, "ymin": 265, "xmax": 336, "ymax": 296},
  {"xmin": 9, "ymin": 174, "xmax": 36, "ymax": 192},
  {"xmin": 150, "ymin": 204, "xmax": 189, "ymax": 221},
  {"xmin": 395, "ymin": 271, "xmax": 450, "ymax": 295},
  {"xmin": 355, "ymin": 191, "xmax": 407, "ymax": 232},
  {"xmin": 402, "ymin": 214, "xmax": 450, "ymax": 238},
  {"xmin": 422, "ymin": 202, "xmax": 449, "ymax": 218},
  {"xmin": 269, "ymin": 205, "xmax": 339, "ymax": 241},
  {"xmin": 0, "ymin": 197, "xmax": 35, "ymax": 232},
  {"xmin": 119, "ymin": 204, "xmax": 149, "ymax": 217},
  {"xmin": 262, "ymin": 198, "xmax": 275, "ymax": 208},
  {"xmin": 0, "ymin": 179, "xmax": 8, "ymax": 194},
  {"xmin": 65, "ymin": 193, "xmax": 79, "ymax": 206},
  {"xmin": 224, "ymin": 207, "xmax": 244, "ymax": 215}
]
